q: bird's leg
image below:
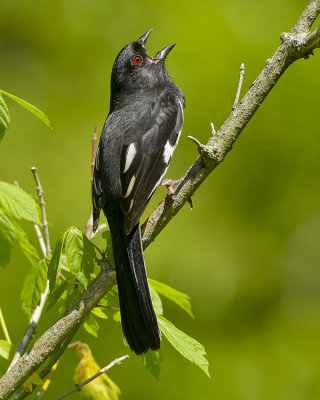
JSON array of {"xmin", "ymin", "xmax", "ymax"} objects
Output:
[{"xmin": 160, "ymin": 178, "xmax": 183, "ymax": 205}]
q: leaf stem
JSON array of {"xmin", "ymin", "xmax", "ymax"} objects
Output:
[{"xmin": 0, "ymin": 307, "xmax": 11, "ymax": 343}]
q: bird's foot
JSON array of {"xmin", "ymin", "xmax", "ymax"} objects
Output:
[{"xmin": 160, "ymin": 178, "xmax": 183, "ymax": 205}]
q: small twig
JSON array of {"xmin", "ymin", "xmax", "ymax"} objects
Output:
[
  {"xmin": 31, "ymin": 167, "xmax": 51, "ymax": 255},
  {"xmin": 37, "ymin": 361, "xmax": 59, "ymax": 399},
  {"xmin": 233, "ymin": 63, "xmax": 245, "ymax": 109},
  {"xmin": 85, "ymin": 128, "xmax": 97, "ymax": 240},
  {"xmin": 33, "ymin": 224, "xmax": 47, "ymax": 258},
  {"xmin": 0, "ymin": 307, "xmax": 11, "ymax": 343},
  {"xmin": 8, "ymin": 168, "xmax": 52, "ymax": 371},
  {"xmin": 91, "ymin": 223, "xmax": 108, "ymax": 239},
  {"xmin": 53, "ymin": 355, "xmax": 129, "ymax": 400},
  {"xmin": 210, "ymin": 122, "xmax": 216, "ymax": 135}
]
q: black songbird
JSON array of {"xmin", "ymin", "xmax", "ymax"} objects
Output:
[{"xmin": 92, "ymin": 29, "xmax": 185, "ymax": 354}]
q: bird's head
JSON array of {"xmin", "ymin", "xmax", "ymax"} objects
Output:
[{"xmin": 110, "ymin": 29, "xmax": 176, "ymax": 100}]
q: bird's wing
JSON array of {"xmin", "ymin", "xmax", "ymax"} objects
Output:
[
  {"xmin": 92, "ymin": 142, "xmax": 106, "ymax": 231},
  {"xmin": 120, "ymin": 89, "xmax": 184, "ymax": 234}
]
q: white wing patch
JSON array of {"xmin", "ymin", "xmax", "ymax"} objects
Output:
[
  {"xmin": 163, "ymin": 141, "xmax": 174, "ymax": 164},
  {"xmin": 124, "ymin": 175, "xmax": 136, "ymax": 198},
  {"xmin": 123, "ymin": 143, "xmax": 137, "ymax": 173}
]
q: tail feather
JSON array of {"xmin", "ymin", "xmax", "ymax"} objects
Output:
[{"xmin": 108, "ymin": 215, "xmax": 161, "ymax": 354}]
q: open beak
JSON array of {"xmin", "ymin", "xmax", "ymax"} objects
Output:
[
  {"xmin": 137, "ymin": 29, "xmax": 153, "ymax": 46},
  {"xmin": 154, "ymin": 44, "xmax": 176, "ymax": 61}
]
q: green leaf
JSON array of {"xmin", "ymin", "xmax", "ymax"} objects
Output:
[
  {"xmin": 12, "ymin": 219, "xmax": 40, "ymax": 267},
  {"xmin": 102, "ymin": 286, "xmax": 120, "ymax": 322},
  {"xmin": 150, "ymin": 286, "xmax": 163, "ymax": 315},
  {"xmin": 0, "ymin": 181, "xmax": 41, "ymax": 225},
  {"xmin": 48, "ymin": 232, "xmax": 67, "ymax": 291},
  {"xmin": 64, "ymin": 227, "xmax": 96, "ymax": 289},
  {"xmin": 141, "ymin": 349, "xmax": 163, "ymax": 380},
  {"xmin": 149, "ymin": 279, "xmax": 194, "ymax": 318},
  {"xmin": 91, "ymin": 307, "xmax": 108, "ymax": 319},
  {"xmin": 158, "ymin": 315, "xmax": 210, "ymax": 378},
  {"xmin": 0, "ymin": 209, "xmax": 18, "ymax": 267},
  {"xmin": 21, "ymin": 259, "xmax": 48, "ymax": 318},
  {"xmin": 0, "ymin": 90, "xmax": 51, "ymax": 129},
  {"xmin": 46, "ymin": 279, "xmax": 69, "ymax": 312},
  {"xmin": 0, "ymin": 95, "xmax": 10, "ymax": 143},
  {"xmin": 28, "ymin": 372, "xmax": 43, "ymax": 385},
  {"xmin": 83, "ymin": 313, "xmax": 100, "ymax": 337},
  {"xmin": 0, "ymin": 340, "xmax": 13, "ymax": 360}
]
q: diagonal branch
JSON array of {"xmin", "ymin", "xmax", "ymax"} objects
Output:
[{"xmin": 0, "ymin": 1, "xmax": 319, "ymax": 398}]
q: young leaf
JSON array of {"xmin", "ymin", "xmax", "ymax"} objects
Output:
[
  {"xmin": 48, "ymin": 232, "xmax": 67, "ymax": 291},
  {"xmin": 149, "ymin": 279, "xmax": 194, "ymax": 318},
  {"xmin": 13, "ymin": 219, "xmax": 40, "ymax": 267},
  {"xmin": 46, "ymin": 279, "xmax": 69, "ymax": 312},
  {"xmin": 0, "ymin": 90, "xmax": 51, "ymax": 129},
  {"xmin": 141, "ymin": 349, "xmax": 163, "ymax": 380},
  {"xmin": 0, "ymin": 95, "xmax": 10, "ymax": 143},
  {"xmin": 83, "ymin": 313, "xmax": 100, "ymax": 338},
  {"xmin": 74, "ymin": 343, "xmax": 120, "ymax": 400},
  {"xmin": 64, "ymin": 227, "xmax": 96, "ymax": 289},
  {"xmin": 0, "ymin": 340, "xmax": 13, "ymax": 360},
  {"xmin": 150, "ymin": 286, "xmax": 163, "ymax": 315},
  {"xmin": 158, "ymin": 315, "xmax": 210, "ymax": 378},
  {"xmin": 21, "ymin": 259, "xmax": 48, "ymax": 318},
  {"xmin": 102, "ymin": 287, "xmax": 120, "ymax": 322},
  {"xmin": 91, "ymin": 307, "xmax": 108, "ymax": 320},
  {"xmin": 0, "ymin": 209, "xmax": 18, "ymax": 267},
  {"xmin": 0, "ymin": 181, "xmax": 41, "ymax": 225}
]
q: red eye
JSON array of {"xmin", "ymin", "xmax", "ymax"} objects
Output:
[{"xmin": 133, "ymin": 55, "xmax": 143, "ymax": 65}]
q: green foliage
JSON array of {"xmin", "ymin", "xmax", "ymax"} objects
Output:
[
  {"xmin": 21, "ymin": 259, "xmax": 48, "ymax": 318},
  {"xmin": 158, "ymin": 315, "xmax": 210, "ymax": 378},
  {"xmin": 49, "ymin": 227, "xmax": 96, "ymax": 291},
  {"xmin": 64, "ymin": 227, "xmax": 96, "ymax": 289},
  {"xmin": 0, "ymin": 181, "xmax": 41, "ymax": 225},
  {"xmin": 0, "ymin": 209, "xmax": 18, "ymax": 267},
  {"xmin": 0, "ymin": 95, "xmax": 10, "ymax": 143},
  {"xmin": 46, "ymin": 279, "xmax": 69, "ymax": 312},
  {"xmin": 141, "ymin": 349, "xmax": 163, "ymax": 380},
  {"xmin": 0, "ymin": 340, "xmax": 13, "ymax": 360},
  {"xmin": 149, "ymin": 279, "xmax": 194, "ymax": 318},
  {"xmin": 0, "ymin": 89, "xmax": 51, "ymax": 143},
  {"xmin": 149, "ymin": 285, "xmax": 163, "ymax": 315},
  {"xmin": 83, "ymin": 313, "xmax": 100, "ymax": 338},
  {"xmin": 48, "ymin": 232, "xmax": 66, "ymax": 291}
]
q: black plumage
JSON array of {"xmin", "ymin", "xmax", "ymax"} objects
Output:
[{"xmin": 92, "ymin": 29, "xmax": 185, "ymax": 354}]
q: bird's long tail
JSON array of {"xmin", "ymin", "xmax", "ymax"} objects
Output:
[{"xmin": 107, "ymin": 216, "xmax": 161, "ymax": 354}]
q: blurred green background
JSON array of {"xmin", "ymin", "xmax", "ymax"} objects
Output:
[{"xmin": 1, "ymin": 0, "xmax": 320, "ymax": 398}]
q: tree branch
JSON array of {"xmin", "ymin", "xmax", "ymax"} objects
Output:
[{"xmin": 0, "ymin": 1, "xmax": 319, "ymax": 398}]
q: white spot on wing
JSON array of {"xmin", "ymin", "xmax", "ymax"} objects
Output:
[
  {"xmin": 128, "ymin": 198, "xmax": 134, "ymax": 213},
  {"xmin": 123, "ymin": 143, "xmax": 137, "ymax": 173},
  {"xmin": 124, "ymin": 175, "xmax": 136, "ymax": 198},
  {"xmin": 163, "ymin": 141, "xmax": 174, "ymax": 164}
]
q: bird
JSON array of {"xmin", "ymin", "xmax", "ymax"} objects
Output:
[{"xmin": 92, "ymin": 29, "xmax": 185, "ymax": 354}]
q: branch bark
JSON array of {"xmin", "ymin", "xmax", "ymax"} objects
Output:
[{"xmin": 0, "ymin": 1, "xmax": 319, "ymax": 398}]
